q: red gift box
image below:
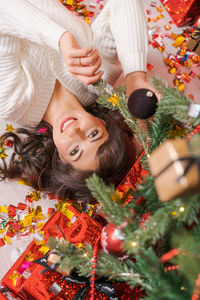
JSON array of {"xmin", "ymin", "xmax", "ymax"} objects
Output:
[
  {"xmin": 1, "ymin": 209, "xmax": 102, "ymax": 299},
  {"xmin": 0, "ymin": 287, "xmax": 21, "ymax": 299},
  {"xmin": 194, "ymin": 17, "xmax": 200, "ymax": 27},
  {"xmin": 0, "ymin": 292, "xmax": 8, "ymax": 300},
  {"xmin": 160, "ymin": 0, "xmax": 200, "ymax": 26}
]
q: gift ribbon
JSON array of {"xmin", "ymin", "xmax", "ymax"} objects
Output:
[
  {"xmin": 33, "ymin": 257, "xmax": 119, "ymax": 299},
  {"xmin": 153, "ymin": 156, "xmax": 200, "ymax": 183},
  {"xmin": 191, "ymin": 26, "xmax": 200, "ymax": 52},
  {"xmin": 62, "ymin": 273, "xmax": 119, "ymax": 300}
]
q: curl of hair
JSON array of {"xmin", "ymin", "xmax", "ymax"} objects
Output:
[
  {"xmin": 0, "ymin": 104, "xmax": 136, "ymax": 207},
  {"xmin": 0, "ymin": 122, "xmax": 55, "ymax": 190}
]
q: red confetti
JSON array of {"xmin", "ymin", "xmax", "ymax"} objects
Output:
[
  {"xmin": 6, "ymin": 230, "xmax": 15, "ymax": 238},
  {"xmin": 188, "ymin": 94, "xmax": 194, "ymax": 100},
  {"xmin": 48, "ymin": 193, "xmax": 55, "ymax": 200},
  {"xmin": 17, "ymin": 203, "xmax": 27, "ymax": 210},
  {"xmin": 4, "ymin": 139, "xmax": 13, "ymax": 147},
  {"xmin": 8, "ymin": 205, "xmax": 17, "ymax": 218},
  {"xmin": 25, "ymin": 196, "xmax": 32, "ymax": 203},
  {"xmin": 0, "ymin": 238, "xmax": 5, "ymax": 247},
  {"xmin": 147, "ymin": 63, "xmax": 153, "ymax": 70}
]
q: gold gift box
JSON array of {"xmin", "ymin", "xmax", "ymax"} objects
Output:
[
  {"xmin": 148, "ymin": 139, "xmax": 200, "ymax": 202},
  {"xmin": 186, "ymin": 28, "xmax": 200, "ymax": 56}
]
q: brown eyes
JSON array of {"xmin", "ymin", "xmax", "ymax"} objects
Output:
[
  {"xmin": 70, "ymin": 146, "xmax": 79, "ymax": 156},
  {"xmin": 70, "ymin": 130, "xmax": 99, "ymax": 156},
  {"xmin": 88, "ymin": 129, "xmax": 98, "ymax": 138}
]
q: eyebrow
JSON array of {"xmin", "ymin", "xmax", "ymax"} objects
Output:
[{"xmin": 72, "ymin": 133, "xmax": 104, "ymax": 162}]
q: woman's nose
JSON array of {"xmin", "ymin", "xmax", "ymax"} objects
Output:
[{"xmin": 68, "ymin": 124, "xmax": 86, "ymax": 140}]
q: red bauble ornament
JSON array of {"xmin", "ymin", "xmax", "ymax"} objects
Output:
[{"xmin": 101, "ymin": 223, "xmax": 125, "ymax": 258}]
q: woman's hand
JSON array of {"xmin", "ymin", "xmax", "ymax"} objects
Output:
[
  {"xmin": 125, "ymin": 71, "xmax": 162, "ymax": 102},
  {"xmin": 59, "ymin": 32, "xmax": 103, "ymax": 85}
]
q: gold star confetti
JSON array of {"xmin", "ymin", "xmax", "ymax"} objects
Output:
[{"xmin": 6, "ymin": 124, "xmax": 15, "ymax": 132}]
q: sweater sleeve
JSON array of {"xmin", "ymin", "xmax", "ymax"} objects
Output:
[
  {"xmin": 0, "ymin": 0, "xmax": 67, "ymax": 52},
  {"xmin": 92, "ymin": 0, "xmax": 148, "ymax": 77},
  {"xmin": 0, "ymin": 34, "xmax": 36, "ymax": 123},
  {"xmin": 109, "ymin": 0, "xmax": 148, "ymax": 75}
]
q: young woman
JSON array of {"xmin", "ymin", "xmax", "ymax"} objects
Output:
[{"xmin": 0, "ymin": 0, "xmax": 152, "ymax": 205}]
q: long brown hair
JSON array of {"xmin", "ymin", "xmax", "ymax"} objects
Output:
[{"xmin": 0, "ymin": 104, "xmax": 136, "ymax": 206}]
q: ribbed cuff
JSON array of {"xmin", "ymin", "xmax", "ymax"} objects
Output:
[
  {"xmin": 119, "ymin": 51, "xmax": 147, "ymax": 76},
  {"xmin": 0, "ymin": 35, "xmax": 19, "ymax": 54}
]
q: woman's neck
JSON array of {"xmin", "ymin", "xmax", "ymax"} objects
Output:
[{"xmin": 43, "ymin": 80, "xmax": 83, "ymax": 126}]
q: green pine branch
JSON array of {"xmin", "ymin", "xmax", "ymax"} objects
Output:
[
  {"xmin": 151, "ymin": 77, "xmax": 200, "ymax": 126},
  {"xmin": 95, "ymin": 80, "xmax": 119, "ymax": 111},
  {"xmin": 171, "ymin": 230, "xmax": 200, "ymax": 287},
  {"xmin": 86, "ymin": 174, "xmax": 133, "ymax": 226}
]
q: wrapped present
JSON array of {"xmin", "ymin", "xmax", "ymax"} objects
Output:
[
  {"xmin": 148, "ymin": 139, "xmax": 200, "ymax": 201},
  {"xmin": 2, "ymin": 252, "xmax": 143, "ymax": 299},
  {"xmin": 0, "ymin": 293, "xmax": 7, "ymax": 300},
  {"xmin": 22, "ymin": 268, "xmax": 143, "ymax": 300},
  {"xmin": 117, "ymin": 151, "xmax": 149, "ymax": 202},
  {"xmin": 186, "ymin": 25, "xmax": 200, "ymax": 55},
  {"xmin": 194, "ymin": 16, "xmax": 200, "ymax": 27},
  {"xmin": 0, "ymin": 285, "xmax": 21, "ymax": 299},
  {"xmin": 160, "ymin": 0, "xmax": 200, "ymax": 27},
  {"xmin": 1, "ymin": 209, "xmax": 102, "ymax": 299}
]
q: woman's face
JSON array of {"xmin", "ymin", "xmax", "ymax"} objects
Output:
[{"xmin": 52, "ymin": 110, "xmax": 109, "ymax": 171}]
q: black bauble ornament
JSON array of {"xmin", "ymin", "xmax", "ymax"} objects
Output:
[{"xmin": 127, "ymin": 88, "xmax": 158, "ymax": 119}]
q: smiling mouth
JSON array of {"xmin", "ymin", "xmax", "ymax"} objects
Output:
[{"xmin": 60, "ymin": 117, "xmax": 77, "ymax": 133}]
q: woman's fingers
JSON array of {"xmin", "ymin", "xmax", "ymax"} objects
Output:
[
  {"xmin": 68, "ymin": 56, "xmax": 102, "ymax": 76},
  {"xmin": 59, "ymin": 32, "xmax": 103, "ymax": 84},
  {"xmin": 71, "ymin": 71, "xmax": 103, "ymax": 84},
  {"xmin": 73, "ymin": 70, "xmax": 104, "ymax": 85},
  {"xmin": 67, "ymin": 46, "xmax": 93, "ymax": 61},
  {"xmin": 79, "ymin": 49, "xmax": 99, "ymax": 66},
  {"xmin": 67, "ymin": 49, "xmax": 100, "ymax": 67}
]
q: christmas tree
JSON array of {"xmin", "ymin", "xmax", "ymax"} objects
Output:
[{"xmin": 48, "ymin": 78, "xmax": 200, "ymax": 300}]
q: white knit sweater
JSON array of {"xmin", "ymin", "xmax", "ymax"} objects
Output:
[{"xmin": 0, "ymin": 0, "xmax": 148, "ymax": 127}]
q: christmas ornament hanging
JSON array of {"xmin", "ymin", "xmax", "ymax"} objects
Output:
[
  {"xmin": 101, "ymin": 223, "xmax": 125, "ymax": 258},
  {"xmin": 127, "ymin": 88, "xmax": 158, "ymax": 119}
]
